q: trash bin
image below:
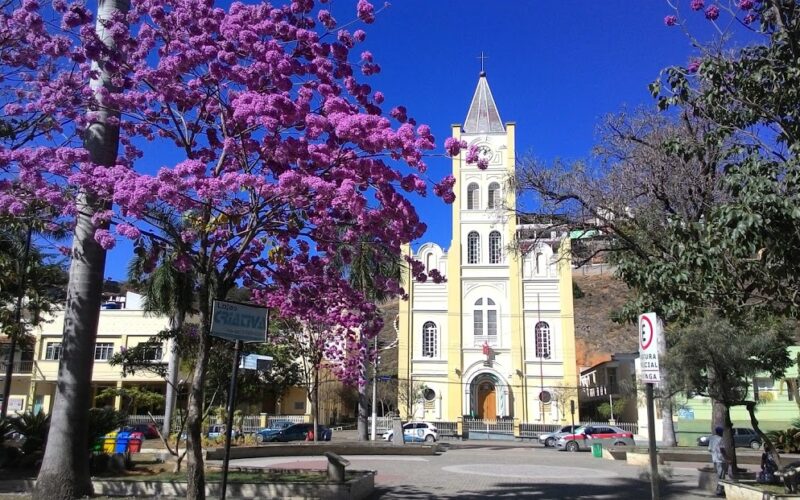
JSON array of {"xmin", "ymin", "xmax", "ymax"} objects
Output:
[
  {"xmin": 102, "ymin": 431, "xmax": 118, "ymax": 454},
  {"xmin": 128, "ymin": 432, "xmax": 144, "ymax": 453},
  {"xmin": 591, "ymin": 442, "xmax": 602, "ymax": 458},
  {"xmin": 92, "ymin": 438, "xmax": 104, "ymax": 454},
  {"xmin": 114, "ymin": 431, "xmax": 130, "ymax": 454}
]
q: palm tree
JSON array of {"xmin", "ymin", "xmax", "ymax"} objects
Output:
[
  {"xmin": 35, "ymin": 2, "xmax": 129, "ymax": 496},
  {"xmin": 128, "ymin": 224, "xmax": 195, "ymax": 438},
  {"xmin": 333, "ymin": 234, "xmax": 401, "ymax": 441}
]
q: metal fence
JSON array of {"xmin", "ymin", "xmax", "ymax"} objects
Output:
[
  {"xmin": 432, "ymin": 421, "xmax": 458, "ymax": 440},
  {"xmin": 519, "ymin": 422, "xmax": 561, "ymax": 439},
  {"xmin": 369, "ymin": 416, "xmax": 394, "ymax": 435},
  {"xmin": 267, "ymin": 415, "xmax": 306, "ymax": 427},
  {"xmin": 241, "ymin": 415, "xmax": 261, "ymax": 433},
  {"xmin": 464, "ymin": 418, "xmax": 514, "ymax": 436},
  {"xmin": 126, "ymin": 414, "xmax": 163, "ymax": 426}
]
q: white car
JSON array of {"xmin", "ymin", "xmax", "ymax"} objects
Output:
[{"xmin": 382, "ymin": 422, "xmax": 438, "ymax": 443}]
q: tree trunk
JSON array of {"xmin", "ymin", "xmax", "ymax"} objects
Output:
[
  {"xmin": 33, "ymin": 1, "xmax": 127, "ymax": 497},
  {"xmin": 712, "ymin": 399, "xmax": 725, "ymax": 433},
  {"xmin": 313, "ymin": 368, "xmax": 319, "ymax": 443},
  {"xmin": 163, "ymin": 311, "xmax": 184, "ymax": 437},
  {"xmin": 660, "ymin": 397, "xmax": 677, "ymax": 447},
  {"xmin": 744, "ymin": 401, "xmax": 781, "ymax": 468},
  {"xmin": 357, "ymin": 381, "xmax": 368, "ymax": 441},
  {"xmin": 723, "ymin": 405, "xmax": 738, "ymax": 475},
  {"xmin": 185, "ymin": 305, "xmax": 212, "ymax": 499}
]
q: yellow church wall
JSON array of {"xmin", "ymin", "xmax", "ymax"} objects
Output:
[
  {"xmin": 557, "ymin": 239, "xmax": 580, "ymax": 423},
  {"xmin": 446, "ymin": 123, "xmax": 464, "ymax": 420},
  {"xmin": 397, "ymin": 243, "xmax": 412, "ymax": 420}
]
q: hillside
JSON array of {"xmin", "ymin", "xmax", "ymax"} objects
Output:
[{"xmin": 572, "ymin": 272, "xmax": 636, "ymax": 369}]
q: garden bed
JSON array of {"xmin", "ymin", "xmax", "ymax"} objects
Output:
[{"xmin": 720, "ymin": 480, "xmax": 800, "ymax": 500}]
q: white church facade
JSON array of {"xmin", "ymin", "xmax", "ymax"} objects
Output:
[{"xmin": 397, "ymin": 71, "xmax": 580, "ymax": 423}]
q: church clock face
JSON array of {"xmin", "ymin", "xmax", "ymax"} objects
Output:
[{"xmin": 477, "ymin": 145, "xmax": 493, "ymax": 163}]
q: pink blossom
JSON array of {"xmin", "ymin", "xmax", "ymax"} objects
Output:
[
  {"xmin": 690, "ymin": 0, "xmax": 704, "ymax": 11},
  {"xmin": 687, "ymin": 59, "xmax": 700, "ymax": 73},
  {"xmin": 705, "ymin": 5, "xmax": 720, "ymax": 20},
  {"xmin": 116, "ymin": 223, "xmax": 141, "ymax": 239},
  {"xmin": 356, "ymin": 0, "xmax": 375, "ymax": 23},
  {"xmin": 738, "ymin": 0, "xmax": 753, "ymax": 9},
  {"xmin": 465, "ymin": 144, "xmax": 479, "ymax": 163},
  {"xmin": 94, "ymin": 229, "xmax": 116, "ymax": 250},
  {"xmin": 444, "ymin": 137, "xmax": 466, "ymax": 156},
  {"xmin": 664, "ymin": 15, "xmax": 678, "ymax": 26}
]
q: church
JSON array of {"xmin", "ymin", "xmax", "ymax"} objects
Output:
[{"xmin": 397, "ymin": 70, "xmax": 579, "ymax": 424}]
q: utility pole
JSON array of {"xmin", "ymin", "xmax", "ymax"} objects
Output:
[{"xmin": 370, "ymin": 335, "xmax": 378, "ymax": 440}]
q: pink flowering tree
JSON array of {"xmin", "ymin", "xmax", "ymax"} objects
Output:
[{"xmin": 1, "ymin": 0, "xmax": 457, "ymax": 498}]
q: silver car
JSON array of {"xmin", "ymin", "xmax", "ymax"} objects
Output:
[{"xmin": 538, "ymin": 425, "xmax": 582, "ymax": 447}]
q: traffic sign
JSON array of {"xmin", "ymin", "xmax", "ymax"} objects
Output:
[
  {"xmin": 638, "ymin": 312, "xmax": 661, "ymax": 384},
  {"xmin": 211, "ymin": 300, "xmax": 269, "ymax": 343}
]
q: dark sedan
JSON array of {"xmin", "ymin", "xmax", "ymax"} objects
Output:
[
  {"xmin": 697, "ymin": 427, "xmax": 762, "ymax": 449},
  {"xmin": 267, "ymin": 423, "xmax": 332, "ymax": 442}
]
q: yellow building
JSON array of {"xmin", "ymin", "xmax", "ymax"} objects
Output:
[{"xmin": 397, "ymin": 71, "xmax": 579, "ymax": 423}]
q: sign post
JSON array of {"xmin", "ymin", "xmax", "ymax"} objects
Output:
[
  {"xmin": 211, "ymin": 300, "xmax": 268, "ymax": 500},
  {"xmin": 639, "ymin": 312, "xmax": 662, "ymax": 500},
  {"xmin": 570, "ymin": 399, "xmax": 575, "ymax": 431}
]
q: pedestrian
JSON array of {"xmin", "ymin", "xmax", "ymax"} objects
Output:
[
  {"xmin": 708, "ymin": 426, "xmax": 728, "ymax": 496},
  {"xmin": 758, "ymin": 444, "xmax": 778, "ymax": 484}
]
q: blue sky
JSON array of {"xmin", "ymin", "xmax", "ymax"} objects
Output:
[{"xmin": 103, "ymin": 0, "xmax": 710, "ymax": 280}]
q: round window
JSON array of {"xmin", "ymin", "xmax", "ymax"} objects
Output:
[
  {"xmin": 539, "ymin": 390, "xmax": 552, "ymax": 403},
  {"xmin": 422, "ymin": 388, "xmax": 436, "ymax": 401}
]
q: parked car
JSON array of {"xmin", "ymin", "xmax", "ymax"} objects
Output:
[
  {"xmin": 122, "ymin": 422, "xmax": 160, "ymax": 439},
  {"xmin": 556, "ymin": 425, "xmax": 635, "ymax": 452},
  {"xmin": 207, "ymin": 425, "xmax": 224, "ymax": 439},
  {"xmin": 267, "ymin": 423, "xmax": 332, "ymax": 442},
  {"xmin": 255, "ymin": 420, "xmax": 295, "ymax": 443},
  {"xmin": 382, "ymin": 422, "xmax": 438, "ymax": 443},
  {"xmin": 538, "ymin": 425, "xmax": 582, "ymax": 448},
  {"xmin": 697, "ymin": 427, "xmax": 761, "ymax": 449}
]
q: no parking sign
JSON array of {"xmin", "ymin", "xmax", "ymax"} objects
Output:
[{"xmin": 638, "ymin": 312, "xmax": 662, "ymax": 383}]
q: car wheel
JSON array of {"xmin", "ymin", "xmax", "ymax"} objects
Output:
[
  {"xmin": 545, "ymin": 437, "xmax": 555, "ymax": 448},
  {"xmin": 614, "ymin": 441, "xmax": 627, "ymax": 447},
  {"xmin": 750, "ymin": 440, "xmax": 761, "ymax": 450},
  {"xmin": 424, "ymin": 434, "xmax": 435, "ymax": 443},
  {"xmin": 565, "ymin": 441, "xmax": 579, "ymax": 452},
  {"xmin": 256, "ymin": 434, "xmax": 264, "ymax": 443}
]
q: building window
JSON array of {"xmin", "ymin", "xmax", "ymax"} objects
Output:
[
  {"xmin": 467, "ymin": 182, "xmax": 480, "ymax": 210},
  {"xmin": 44, "ymin": 342, "xmax": 62, "ymax": 361},
  {"xmin": 94, "ymin": 342, "xmax": 114, "ymax": 361},
  {"xmin": 467, "ymin": 231, "xmax": 480, "ymax": 264},
  {"xmin": 489, "ymin": 231, "xmax": 502, "ymax": 264},
  {"xmin": 487, "ymin": 182, "xmax": 500, "ymax": 209},
  {"xmin": 140, "ymin": 343, "xmax": 164, "ymax": 361},
  {"xmin": 535, "ymin": 321, "xmax": 551, "ymax": 359},
  {"xmin": 474, "ymin": 298, "xmax": 498, "ymax": 345},
  {"xmin": 425, "ymin": 252, "xmax": 434, "ymax": 272},
  {"xmin": 422, "ymin": 322, "xmax": 437, "ymax": 358}
]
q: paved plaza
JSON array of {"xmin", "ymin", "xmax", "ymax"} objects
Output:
[{"xmin": 230, "ymin": 444, "xmax": 718, "ymax": 499}]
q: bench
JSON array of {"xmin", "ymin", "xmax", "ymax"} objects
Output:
[{"xmin": 324, "ymin": 451, "xmax": 350, "ymax": 483}]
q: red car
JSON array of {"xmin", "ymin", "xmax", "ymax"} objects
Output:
[
  {"xmin": 556, "ymin": 425, "xmax": 635, "ymax": 452},
  {"xmin": 123, "ymin": 422, "xmax": 160, "ymax": 439}
]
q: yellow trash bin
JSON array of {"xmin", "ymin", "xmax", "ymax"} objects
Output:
[{"xmin": 102, "ymin": 431, "xmax": 118, "ymax": 454}]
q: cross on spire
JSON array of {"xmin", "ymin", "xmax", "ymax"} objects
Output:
[{"xmin": 478, "ymin": 51, "xmax": 488, "ymax": 76}]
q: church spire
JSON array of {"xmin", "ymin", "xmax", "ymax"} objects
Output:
[{"xmin": 463, "ymin": 69, "xmax": 504, "ymax": 134}]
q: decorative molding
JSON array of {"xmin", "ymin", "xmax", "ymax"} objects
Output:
[{"xmin": 463, "ymin": 281, "xmax": 507, "ymax": 296}]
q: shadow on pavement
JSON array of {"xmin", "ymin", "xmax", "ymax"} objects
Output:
[{"xmin": 369, "ymin": 477, "xmax": 716, "ymax": 499}]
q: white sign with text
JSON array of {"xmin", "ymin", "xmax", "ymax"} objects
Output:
[{"xmin": 638, "ymin": 312, "xmax": 662, "ymax": 383}]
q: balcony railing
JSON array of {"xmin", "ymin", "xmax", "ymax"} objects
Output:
[
  {"xmin": 580, "ymin": 384, "xmax": 620, "ymax": 399},
  {"xmin": 473, "ymin": 335, "xmax": 499, "ymax": 348},
  {"xmin": 0, "ymin": 360, "xmax": 33, "ymax": 374}
]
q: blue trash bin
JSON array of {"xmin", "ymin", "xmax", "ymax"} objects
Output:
[{"xmin": 114, "ymin": 432, "xmax": 130, "ymax": 454}]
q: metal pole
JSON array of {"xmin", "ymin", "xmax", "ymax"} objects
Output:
[
  {"xmin": 220, "ymin": 339, "xmax": 242, "ymax": 500},
  {"xmin": 609, "ymin": 387, "xmax": 614, "ymax": 422},
  {"xmin": 2, "ymin": 224, "xmax": 32, "ymax": 417},
  {"xmin": 370, "ymin": 335, "xmax": 378, "ymax": 441},
  {"xmin": 646, "ymin": 383, "xmax": 660, "ymax": 500}
]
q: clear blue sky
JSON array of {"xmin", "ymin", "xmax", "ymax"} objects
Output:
[{"xmin": 103, "ymin": 1, "xmax": 707, "ymax": 280}]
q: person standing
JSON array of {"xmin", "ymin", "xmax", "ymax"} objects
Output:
[{"xmin": 708, "ymin": 426, "xmax": 728, "ymax": 496}]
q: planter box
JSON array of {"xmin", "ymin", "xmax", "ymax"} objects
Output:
[
  {"xmin": 626, "ymin": 451, "xmax": 664, "ymax": 467},
  {"xmin": 720, "ymin": 480, "xmax": 800, "ymax": 500},
  {"xmin": 205, "ymin": 442, "xmax": 439, "ymax": 460},
  {"xmin": 0, "ymin": 471, "xmax": 376, "ymax": 500}
]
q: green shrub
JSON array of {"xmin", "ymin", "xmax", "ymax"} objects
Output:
[
  {"xmin": 10, "ymin": 411, "xmax": 50, "ymax": 456},
  {"xmin": 87, "ymin": 408, "xmax": 126, "ymax": 450},
  {"xmin": 768, "ymin": 427, "xmax": 800, "ymax": 453}
]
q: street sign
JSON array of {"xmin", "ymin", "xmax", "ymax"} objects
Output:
[
  {"xmin": 239, "ymin": 354, "xmax": 272, "ymax": 371},
  {"xmin": 638, "ymin": 312, "xmax": 661, "ymax": 383},
  {"xmin": 211, "ymin": 300, "xmax": 269, "ymax": 343}
]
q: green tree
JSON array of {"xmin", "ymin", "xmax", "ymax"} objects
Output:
[
  {"xmin": 127, "ymin": 215, "xmax": 195, "ymax": 437},
  {"xmin": 667, "ymin": 314, "xmax": 794, "ymax": 468}
]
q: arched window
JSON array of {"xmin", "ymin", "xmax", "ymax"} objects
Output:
[
  {"xmin": 535, "ymin": 321, "xmax": 551, "ymax": 359},
  {"xmin": 489, "ymin": 231, "xmax": 502, "ymax": 264},
  {"xmin": 467, "ymin": 182, "xmax": 480, "ymax": 210},
  {"xmin": 422, "ymin": 322, "xmax": 437, "ymax": 358},
  {"xmin": 487, "ymin": 182, "xmax": 500, "ymax": 209},
  {"xmin": 467, "ymin": 231, "xmax": 480, "ymax": 264},
  {"xmin": 425, "ymin": 252, "xmax": 434, "ymax": 272},
  {"xmin": 536, "ymin": 252, "xmax": 546, "ymax": 276},
  {"xmin": 473, "ymin": 298, "xmax": 498, "ymax": 344}
]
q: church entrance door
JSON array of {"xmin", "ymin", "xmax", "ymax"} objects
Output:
[{"xmin": 477, "ymin": 381, "xmax": 496, "ymax": 420}]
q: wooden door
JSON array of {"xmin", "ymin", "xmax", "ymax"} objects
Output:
[{"xmin": 477, "ymin": 382, "xmax": 496, "ymax": 420}]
